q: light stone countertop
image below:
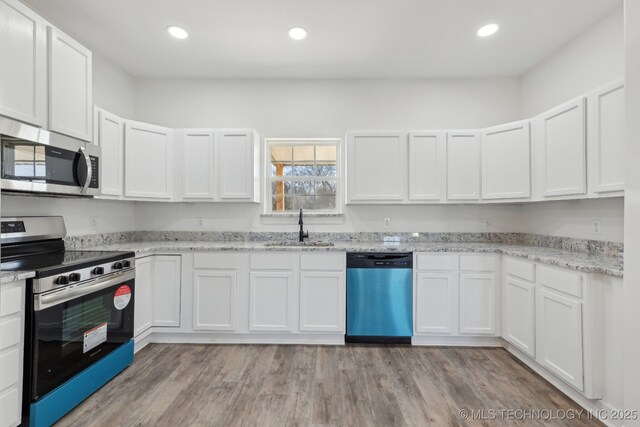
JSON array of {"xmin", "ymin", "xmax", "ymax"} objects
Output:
[
  {"xmin": 0, "ymin": 270, "xmax": 36, "ymax": 285},
  {"xmin": 75, "ymin": 241, "xmax": 624, "ymax": 278}
]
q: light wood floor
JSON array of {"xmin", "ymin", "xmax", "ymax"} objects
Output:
[{"xmin": 56, "ymin": 344, "xmax": 603, "ymax": 427}]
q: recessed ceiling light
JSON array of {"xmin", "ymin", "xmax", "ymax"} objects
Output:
[
  {"xmin": 167, "ymin": 25, "xmax": 188, "ymax": 40},
  {"xmin": 288, "ymin": 27, "xmax": 307, "ymax": 41},
  {"xmin": 477, "ymin": 23, "xmax": 499, "ymax": 37}
]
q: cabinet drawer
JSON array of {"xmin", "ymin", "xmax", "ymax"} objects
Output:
[
  {"xmin": 194, "ymin": 253, "xmax": 240, "ymax": 269},
  {"xmin": 0, "ymin": 285, "xmax": 22, "ymax": 317},
  {"xmin": 0, "ymin": 348, "xmax": 19, "ymax": 391},
  {"xmin": 0, "ymin": 386, "xmax": 20, "ymax": 427},
  {"xmin": 300, "ymin": 253, "xmax": 345, "ymax": 271},
  {"xmin": 537, "ymin": 265, "xmax": 582, "ymax": 298},
  {"xmin": 250, "ymin": 253, "xmax": 295, "ymax": 270},
  {"xmin": 459, "ymin": 254, "xmax": 496, "ymax": 272},
  {"xmin": 415, "ymin": 254, "xmax": 456, "ymax": 271},
  {"xmin": 0, "ymin": 317, "xmax": 21, "ymax": 351},
  {"xmin": 505, "ymin": 257, "xmax": 535, "ymax": 282}
]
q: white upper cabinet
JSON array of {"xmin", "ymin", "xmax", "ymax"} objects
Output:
[
  {"xmin": 446, "ymin": 131, "xmax": 481, "ymax": 201},
  {"xmin": 48, "ymin": 26, "xmax": 92, "ymax": 141},
  {"xmin": 95, "ymin": 108, "xmax": 124, "ymax": 198},
  {"xmin": 347, "ymin": 132, "xmax": 407, "ymax": 203},
  {"xmin": 535, "ymin": 98, "xmax": 587, "ymax": 198},
  {"xmin": 408, "ymin": 131, "xmax": 446, "ymax": 202},
  {"xmin": 182, "ymin": 130, "xmax": 215, "ymax": 200},
  {"xmin": 0, "ymin": 0, "xmax": 47, "ymax": 127},
  {"xmin": 482, "ymin": 121, "xmax": 531, "ymax": 200},
  {"xmin": 588, "ymin": 81, "xmax": 625, "ymax": 195},
  {"xmin": 217, "ymin": 130, "xmax": 259, "ymax": 202},
  {"xmin": 124, "ymin": 120, "xmax": 173, "ymax": 200}
]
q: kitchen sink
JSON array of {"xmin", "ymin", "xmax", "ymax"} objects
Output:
[{"xmin": 264, "ymin": 241, "xmax": 335, "ymax": 247}]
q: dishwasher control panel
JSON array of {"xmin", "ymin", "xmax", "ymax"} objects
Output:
[{"xmin": 347, "ymin": 252, "xmax": 413, "ymax": 269}]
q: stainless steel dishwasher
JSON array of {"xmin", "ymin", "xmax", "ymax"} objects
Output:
[{"xmin": 346, "ymin": 252, "xmax": 413, "ymax": 344}]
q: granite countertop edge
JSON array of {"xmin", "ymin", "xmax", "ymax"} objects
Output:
[
  {"xmin": 0, "ymin": 271, "xmax": 36, "ymax": 285},
  {"xmin": 67, "ymin": 241, "xmax": 624, "ymax": 278}
]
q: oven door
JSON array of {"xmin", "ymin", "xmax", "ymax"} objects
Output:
[
  {"xmin": 31, "ymin": 271, "xmax": 135, "ymax": 400},
  {"xmin": 1, "ymin": 137, "xmax": 100, "ymax": 196}
]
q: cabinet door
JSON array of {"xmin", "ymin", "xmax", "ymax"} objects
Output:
[
  {"xmin": 446, "ymin": 131, "xmax": 481, "ymax": 201},
  {"xmin": 536, "ymin": 288, "xmax": 584, "ymax": 391},
  {"xmin": 124, "ymin": 121, "xmax": 173, "ymax": 199},
  {"xmin": 48, "ymin": 26, "xmax": 92, "ymax": 141},
  {"xmin": 0, "ymin": 0, "xmax": 46, "ymax": 126},
  {"xmin": 539, "ymin": 98, "xmax": 586, "ymax": 197},
  {"xmin": 299, "ymin": 271, "xmax": 345, "ymax": 332},
  {"xmin": 152, "ymin": 255, "xmax": 181, "ymax": 327},
  {"xmin": 503, "ymin": 276, "xmax": 535, "ymax": 357},
  {"xmin": 415, "ymin": 272, "xmax": 456, "ymax": 334},
  {"xmin": 193, "ymin": 270, "xmax": 237, "ymax": 331},
  {"xmin": 346, "ymin": 132, "xmax": 406, "ymax": 202},
  {"xmin": 134, "ymin": 257, "xmax": 153, "ymax": 337},
  {"xmin": 182, "ymin": 130, "xmax": 215, "ymax": 199},
  {"xmin": 249, "ymin": 271, "xmax": 294, "ymax": 331},
  {"xmin": 96, "ymin": 109, "xmax": 124, "ymax": 197},
  {"xmin": 217, "ymin": 130, "xmax": 255, "ymax": 200},
  {"xmin": 482, "ymin": 121, "xmax": 531, "ymax": 200},
  {"xmin": 408, "ymin": 131, "xmax": 445, "ymax": 202},
  {"xmin": 459, "ymin": 273, "xmax": 496, "ymax": 335},
  {"xmin": 588, "ymin": 81, "xmax": 625, "ymax": 194}
]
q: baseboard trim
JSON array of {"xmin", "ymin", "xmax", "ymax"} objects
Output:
[
  {"xmin": 142, "ymin": 331, "xmax": 345, "ymax": 346},
  {"xmin": 411, "ymin": 335, "xmax": 504, "ymax": 347}
]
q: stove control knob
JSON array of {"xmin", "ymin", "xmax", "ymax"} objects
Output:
[
  {"xmin": 92, "ymin": 267, "xmax": 105, "ymax": 275},
  {"xmin": 112, "ymin": 262, "xmax": 124, "ymax": 270},
  {"xmin": 122, "ymin": 260, "xmax": 131, "ymax": 268},
  {"xmin": 55, "ymin": 276, "xmax": 69, "ymax": 285},
  {"xmin": 68, "ymin": 273, "xmax": 81, "ymax": 282}
]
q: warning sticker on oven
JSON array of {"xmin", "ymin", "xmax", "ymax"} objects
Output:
[
  {"xmin": 114, "ymin": 285, "xmax": 132, "ymax": 310},
  {"xmin": 83, "ymin": 322, "xmax": 107, "ymax": 354}
]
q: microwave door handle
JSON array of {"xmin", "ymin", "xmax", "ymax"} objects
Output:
[
  {"xmin": 35, "ymin": 270, "xmax": 135, "ymax": 311},
  {"xmin": 79, "ymin": 147, "xmax": 92, "ymax": 194}
]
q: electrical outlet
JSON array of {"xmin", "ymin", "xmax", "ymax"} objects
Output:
[
  {"xmin": 383, "ymin": 218, "xmax": 391, "ymax": 229},
  {"xmin": 197, "ymin": 217, "xmax": 204, "ymax": 228},
  {"xmin": 482, "ymin": 218, "xmax": 492, "ymax": 231},
  {"xmin": 593, "ymin": 219, "xmax": 601, "ymax": 235},
  {"xmin": 90, "ymin": 217, "xmax": 97, "ymax": 231}
]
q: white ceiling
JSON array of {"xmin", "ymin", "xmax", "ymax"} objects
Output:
[{"xmin": 23, "ymin": 0, "xmax": 622, "ymax": 79}]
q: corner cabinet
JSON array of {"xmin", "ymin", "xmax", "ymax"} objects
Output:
[
  {"xmin": 0, "ymin": 0, "xmax": 47, "ymax": 127},
  {"xmin": 48, "ymin": 26, "xmax": 92, "ymax": 141},
  {"xmin": 94, "ymin": 107, "xmax": 124, "ymax": 198},
  {"xmin": 124, "ymin": 120, "xmax": 174, "ymax": 200},
  {"xmin": 482, "ymin": 121, "xmax": 531, "ymax": 200},
  {"xmin": 535, "ymin": 98, "xmax": 587, "ymax": 198},
  {"xmin": 346, "ymin": 131, "xmax": 407, "ymax": 203},
  {"xmin": 446, "ymin": 131, "xmax": 481, "ymax": 201}
]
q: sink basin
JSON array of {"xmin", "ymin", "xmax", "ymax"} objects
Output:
[{"xmin": 264, "ymin": 241, "xmax": 335, "ymax": 247}]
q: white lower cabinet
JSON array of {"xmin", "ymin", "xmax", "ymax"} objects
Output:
[
  {"xmin": 193, "ymin": 270, "xmax": 237, "ymax": 331},
  {"xmin": 135, "ymin": 255, "xmax": 182, "ymax": 337},
  {"xmin": 459, "ymin": 273, "xmax": 496, "ymax": 335},
  {"xmin": 415, "ymin": 272, "xmax": 456, "ymax": 334},
  {"xmin": 300, "ymin": 271, "xmax": 345, "ymax": 332},
  {"xmin": 249, "ymin": 271, "xmax": 294, "ymax": 331},
  {"xmin": 0, "ymin": 280, "xmax": 26, "ymax": 427},
  {"xmin": 503, "ymin": 276, "xmax": 536, "ymax": 357},
  {"xmin": 536, "ymin": 287, "xmax": 584, "ymax": 391}
]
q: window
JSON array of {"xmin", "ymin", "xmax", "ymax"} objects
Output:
[{"xmin": 266, "ymin": 139, "xmax": 341, "ymax": 213}]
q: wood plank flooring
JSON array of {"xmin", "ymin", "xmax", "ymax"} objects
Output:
[{"xmin": 56, "ymin": 344, "xmax": 603, "ymax": 427}]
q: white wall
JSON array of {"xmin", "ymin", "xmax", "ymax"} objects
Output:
[
  {"xmin": 0, "ymin": 195, "xmax": 135, "ymax": 236},
  {"xmin": 516, "ymin": 198, "xmax": 624, "ymax": 243},
  {"xmin": 134, "ymin": 78, "xmax": 522, "ymax": 135},
  {"xmin": 623, "ymin": 0, "xmax": 640, "ymax": 421},
  {"xmin": 93, "ymin": 52, "xmax": 136, "ymax": 119},
  {"xmin": 520, "ymin": 6, "xmax": 624, "ymax": 117}
]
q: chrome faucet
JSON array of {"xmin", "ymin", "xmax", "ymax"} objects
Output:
[{"xmin": 298, "ymin": 208, "xmax": 309, "ymax": 242}]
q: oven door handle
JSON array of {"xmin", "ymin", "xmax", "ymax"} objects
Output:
[{"xmin": 35, "ymin": 270, "xmax": 135, "ymax": 311}]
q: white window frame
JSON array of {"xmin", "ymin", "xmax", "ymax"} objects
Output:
[{"xmin": 264, "ymin": 138, "xmax": 343, "ymax": 215}]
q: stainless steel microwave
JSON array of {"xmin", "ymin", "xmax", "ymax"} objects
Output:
[{"xmin": 0, "ymin": 116, "xmax": 100, "ymax": 196}]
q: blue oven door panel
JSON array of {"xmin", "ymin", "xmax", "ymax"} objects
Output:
[{"xmin": 346, "ymin": 268, "xmax": 413, "ymax": 337}]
